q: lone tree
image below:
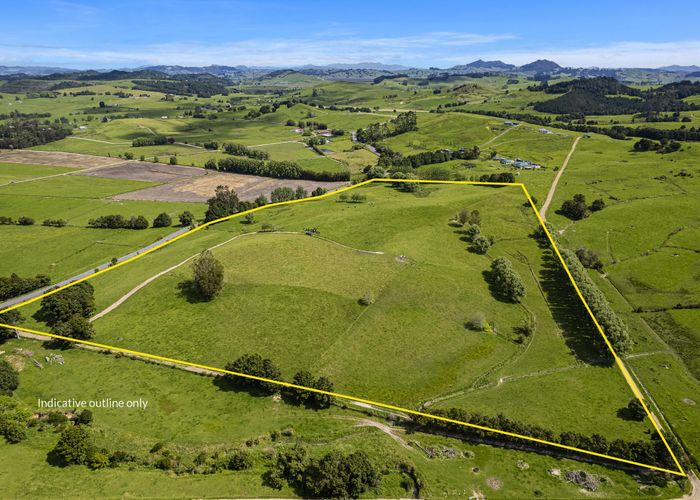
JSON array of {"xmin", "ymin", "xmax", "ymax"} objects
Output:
[
  {"xmin": 627, "ymin": 399, "xmax": 647, "ymax": 421},
  {"xmin": 192, "ymin": 250, "xmax": 224, "ymax": 300},
  {"xmin": 152, "ymin": 212, "xmax": 172, "ymax": 228}
]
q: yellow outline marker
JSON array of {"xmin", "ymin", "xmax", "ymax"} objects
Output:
[{"xmin": 0, "ymin": 179, "xmax": 686, "ymax": 477}]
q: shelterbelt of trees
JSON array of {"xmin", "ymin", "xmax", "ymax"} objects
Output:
[
  {"xmin": 355, "ymin": 111, "xmax": 418, "ymax": 143},
  {"xmin": 204, "ymin": 157, "xmax": 350, "ymax": 182}
]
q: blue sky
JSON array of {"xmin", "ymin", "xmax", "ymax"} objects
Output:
[{"xmin": 2, "ymin": 0, "xmax": 700, "ymax": 68}]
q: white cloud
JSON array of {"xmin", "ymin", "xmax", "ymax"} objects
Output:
[{"xmin": 0, "ymin": 32, "xmax": 516, "ymax": 67}]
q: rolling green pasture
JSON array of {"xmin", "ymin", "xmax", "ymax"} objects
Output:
[
  {"xmin": 0, "ymin": 162, "xmax": 77, "ymax": 184},
  {"xmin": 1, "ymin": 338, "xmax": 680, "ymax": 499},
  {"xmin": 40, "ymin": 183, "xmax": 654, "ymax": 446}
]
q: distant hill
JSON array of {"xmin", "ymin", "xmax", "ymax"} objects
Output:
[
  {"xmin": 450, "ymin": 59, "xmax": 515, "ymax": 72},
  {"xmin": 0, "ymin": 65, "xmax": 79, "ymax": 76},
  {"xmin": 518, "ymin": 59, "xmax": 562, "ymax": 73},
  {"xmin": 659, "ymin": 65, "xmax": 700, "ymax": 73}
]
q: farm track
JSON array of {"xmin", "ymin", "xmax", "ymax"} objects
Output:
[
  {"xmin": 479, "ymin": 125, "xmax": 516, "ymax": 147},
  {"xmin": 539, "ymin": 136, "xmax": 582, "ymax": 221},
  {"xmin": 90, "ymin": 231, "xmax": 386, "ymax": 321},
  {"xmin": 67, "ymin": 136, "xmax": 130, "ymax": 145}
]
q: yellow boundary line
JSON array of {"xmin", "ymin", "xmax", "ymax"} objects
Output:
[{"xmin": 0, "ymin": 178, "xmax": 686, "ymax": 477}]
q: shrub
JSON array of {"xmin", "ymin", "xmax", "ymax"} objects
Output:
[
  {"xmin": 169, "ymin": 156, "xmax": 177, "ymax": 165},
  {"xmin": 228, "ymin": 449, "xmax": 254, "ymax": 470},
  {"xmin": 17, "ymin": 216, "xmax": 34, "ymax": 226},
  {"xmin": 359, "ymin": 291, "xmax": 375, "ymax": 306},
  {"xmin": 225, "ymin": 353, "xmax": 282, "ymax": 394},
  {"xmin": 51, "ymin": 425, "xmax": 92, "ymax": 465},
  {"xmin": 627, "ymin": 399, "xmax": 647, "ymax": 421},
  {"xmin": 42, "ymin": 218, "xmax": 67, "ymax": 227},
  {"xmin": 466, "ymin": 313, "xmax": 487, "ymax": 331}
]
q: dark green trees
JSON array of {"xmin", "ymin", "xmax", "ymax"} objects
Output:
[
  {"xmin": 192, "ymin": 250, "xmax": 224, "ymax": 300},
  {"xmin": 38, "ymin": 282, "xmax": 95, "ymax": 326},
  {"xmin": 152, "ymin": 212, "xmax": 172, "ymax": 228},
  {"xmin": 0, "ymin": 360, "xmax": 19, "ymax": 396},
  {"xmin": 178, "ymin": 211, "xmax": 195, "ymax": 227},
  {"xmin": 51, "ymin": 425, "xmax": 92, "ymax": 466},
  {"xmin": 225, "ymin": 353, "xmax": 282, "ymax": 394},
  {"xmin": 489, "ymin": 257, "xmax": 526, "ymax": 303},
  {"xmin": 204, "ymin": 185, "xmax": 240, "ymax": 222},
  {"xmin": 287, "ymin": 371, "xmax": 334, "ymax": 409}
]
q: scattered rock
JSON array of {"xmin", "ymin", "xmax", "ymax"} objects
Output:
[
  {"xmin": 682, "ymin": 398, "xmax": 696, "ymax": 406},
  {"xmin": 395, "ymin": 254, "xmax": 411, "ymax": 264},
  {"xmin": 516, "ymin": 460, "xmax": 529, "ymax": 470},
  {"xmin": 472, "ymin": 466, "xmax": 480, "ymax": 474},
  {"xmin": 550, "ymin": 468, "xmax": 561, "ymax": 477},
  {"xmin": 486, "ymin": 477, "xmax": 502, "ymax": 490},
  {"xmin": 564, "ymin": 470, "xmax": 600, "ymax": 491}
]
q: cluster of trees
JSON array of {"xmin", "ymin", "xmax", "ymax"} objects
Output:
[
  {"xmin": 383, "ymin": 146, "xmax": 480, "ymax": 169},
  {"xmin": 223, "ymin": 142, "xmax": 270, "ymax": 160},
  {"xmin": 0, "ymin": 119, "xmax": 72, "ymax": 149},
  {"xmin": 0, "ymin": 309, "xmax": 24, "ymax": 340},
  {"xmin": 88, "ymin": 214, "xmax": 149, "ymax": 230},
  {"xmin": 355, "ymin": 111, "xmax": 418, "ymax": 143},
  {"xmin": 338, "ymin": 192, "xmax": 367, "ymax": 203},
  {"xmin": 131, "ymin": 76, "xmax": 229, "ymax": 97},
  {"xmin": 413, "ymin": 407, "xmax": 673, "ymax": 469},
  {"xmin": 559, "ymin": 194, "xmax": 605, "ymax": 220},
  {"xmin": 267, "ymin": 446, "xmax": 380, "ymax": 498},
  {"xmin": 560, "ymin": 249, "xmax": 631, "ymax": 356},
  {"xmin": 0, "ymin": 273, "xmax": 50, "ymax": 301},
  {"xmin": 205, "ymin": 157, "xmax": 350, "ymax": 182},
  {"xmin": 132, "ymin": 136, "xmax": 174, "ymax": 147},
  {"xmin": 633, "ymin": 138, "xmax": 682, "ymax": 154},
  {"xmin": 244, "ymin": 103, "xmax": 280, "ymax": 119},
  {"xmin": 38, "ymin": 282, "xmax": 96, "ymax": 343},
  {"xmin": 453, "ymin": 208, "xmax": 495, "ymax": 255},
  {"xmin": 489, "ymin": 257, "xmax": 526, "ymax": 302}
]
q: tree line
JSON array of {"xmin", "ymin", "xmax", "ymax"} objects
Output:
[
  {"xmin": 223, "ymin": 143, "xmax": 270, "ymax": 160},
  {"xmin": 412, "ymin": 407, "xmax": 674, "ymax": 471},
  {"xmin": 0, "ymin": 273, "xmax": 51, "ymax": 301},
  {"xmin": 560, "ymin": 248, "xmax": 631, "ymax": 356},
  {"xmin": 132, "ymin": 136, "xmax": 174, "ymax": 147},
  {"xmin": 204, "ymin": 157, "xmax": 350, "ymax": 182}
]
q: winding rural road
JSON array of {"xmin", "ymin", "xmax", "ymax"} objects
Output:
[{"xmin": 539, "ymin": 135, "xmax": 582, "ymax": 221}]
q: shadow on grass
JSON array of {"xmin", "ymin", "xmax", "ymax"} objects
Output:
[
  {"xmin": 212, "ymin": 374, "xmax": 278, "ymax": 398},
  {"xmin": 538, "ymin": 250, "xmax": 611, "ymax": 365},
  {"xmin": 176, "ymin": 280, "xmax": 210, "ymax": 304}
]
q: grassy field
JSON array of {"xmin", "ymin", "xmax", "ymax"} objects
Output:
[
  {"xmin": 8, "ymin": 182, "xmax": 646, "ymax": 451},
  {"xmin": 0, "ymin": 164, "xmax": 205, "ymax": 280},
  {"xmin": 1, "ymin": 337, "xmax": 682, "ymax": 499}
]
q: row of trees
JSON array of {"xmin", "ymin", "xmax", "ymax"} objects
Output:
[
  {"xmin": 205, "ymin": 157, "xmax": 350, "ymax": 182},
  {"xmin": 560, "ymin": 249, "xmax": 632, "ymax": 356},
  {"xmin": 383, "ymin": 146, "xmax": 481, "ymax": 169},
  {"xmin": 132, "ymin": 136, "xmax": 174, "ymax": 147},
  {"xmin": 87, "ymin": 212, "xmax": 180, "ymax": 229},
  {"xmin": 355, "ymin": 111, "xmax": 418, "ymax": 143},
  {"xmin": 413, "ymin": 407, "xmax": 673, "ymax": 470},
  {"xmin": 0, "ymin": 216, "xmax": 35, "ymax": 226},
  {"xmin": 0, "ymin": 273, "xmax": 50, "ymax": 301}
]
